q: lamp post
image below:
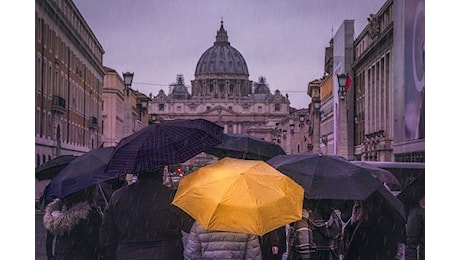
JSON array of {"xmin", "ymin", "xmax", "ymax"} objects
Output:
[
  {"xmin": 122, "ymin": 72, "xmax": 134, "ymax": 136},
  {"xmin": 123, "ymin": 72, "xmax": 134, "ymax": 95},
  {"xmin": 337, "ymin": 73, "xmax": 348, "ymax": 99}
]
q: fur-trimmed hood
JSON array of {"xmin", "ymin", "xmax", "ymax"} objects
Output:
[{"xmin": 43, "ymin": 198, "xmax": 95, "ymax": 236}]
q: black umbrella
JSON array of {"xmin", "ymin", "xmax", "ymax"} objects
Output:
[
  {"xmin": 105, "ymin": 118, "xmax": 223, "ymax": 175},
  {"xmin": 205, "ymin": 133, "xmax": 286, "ymax": 161},
  {"xmin": 351, "ymin": 161, "xmax": 401, "ymax": 188},
  {"xmin": 397, "ymin": 173, "xmax": 425, "ymax": 215},
  {"xmin": 44, "ymin": 147, "xmax": 115, "ymax": 201},
  {"xmin": 267, "ymin": 153, "xmax": 405, "ymax": 221},
  {"xmin": 35, "ymin": 155, "xmax": 78, "ymax": 181}
]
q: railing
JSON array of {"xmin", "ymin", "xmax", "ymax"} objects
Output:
[{"xmin": 51, "ymin": 95, "xmax": 66, "ymax": 113}]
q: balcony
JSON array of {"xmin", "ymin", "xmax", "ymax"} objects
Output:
[
  {"xmin": 88, "ymin": 116, "xmax": 98, "ymax": 129},
  {"xmin": 51, "ymin": 95, "xmax": 66, "ymax": 114}
]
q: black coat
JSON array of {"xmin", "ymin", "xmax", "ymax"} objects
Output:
[
  {"xmin": 260, "ymin": 226, "xmax": 287, "ymax": 260},
  {"xmin": 405, "ymin": 205, "xmax": 425, "ymax": 260},
  {"xmin": 99, "ymin": 173, "xmax": 193, "ymax": 260},
  {"xmin": 43, "ymin": 199, "xmax": 103, "ymax": 260}
]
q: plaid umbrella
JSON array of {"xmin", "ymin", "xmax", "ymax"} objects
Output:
[
  {"xmin": 105, "ymin": 118, "xmax": 223, "ymax": 175},
  {"xmin": 205, "ymin": 133, "xmax": 286, "ymax": 161},
  {"xmin": 44, "ymin": 147, "xmax": 115, "ymax": 201},
  {"xmin": 35, "ymin": 155, "xmax": 78, "ymax": 181}
]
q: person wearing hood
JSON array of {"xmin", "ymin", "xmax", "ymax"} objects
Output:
[
  {"xmin": 99, "ymin": 169, "xmax": 194, "ymax": 260},
  {"xmin": 43, "ymin": 185, "xmax": 103, "ymax": 260}
]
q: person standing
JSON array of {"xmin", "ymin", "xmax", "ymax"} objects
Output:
[
  {"xmin": 287, "ymin": 208, "xmax": 316, "ymax": 260},
  {"xmin": 260, "ymin": 225, "xmax": 287, "ymax": 260},
  {"xmin": 99, "ymin": 169, "xmax": 194, "ymax": 260},
  {"xmin": 308, "ymin": 201, "xmax": 343, "ymax": 260},
  {"xmin": 343, "ymin": 200, "xmax": 402, "ymax": 260},
  {"xmin": 406, "ymin": 195, "xmax": 425, "ymax": 260},
  {"xmin": 184, "ymin": 221, "xmax": 263, "ymax": 260},
  {"xmin": 43, "ymin": 185, "xmax": 103, "ymax": 260}
]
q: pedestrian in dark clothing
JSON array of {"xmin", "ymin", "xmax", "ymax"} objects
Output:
[
  {"xmin": 43, "ymin": 185, "xmax": 103, "ymax": 260},
  {"xmin": 99, "ymin": 169, "xmax": 194, "ymax": 260},
  {"xmin": 406, "ymin": 195, "xmax": 425, "ymax": 260},
  {"xmin": 308, "ymin": 201, "xmax": 342, "ymax": 260},
  {"xmin": 343, "ymin": 200, "xmax": 402, "ymax": 260},
  {"xmin": 260, "ymin": 225, "xmax": 287, "ymax": 260},
  {"xmin": 287, "ymin": 209, "xmax": 316, "ymax": 260}
]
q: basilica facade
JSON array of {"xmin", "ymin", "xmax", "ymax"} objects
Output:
[{"xmin": 148, "ymin": 21, "xmax": 291, "ymax": 143}]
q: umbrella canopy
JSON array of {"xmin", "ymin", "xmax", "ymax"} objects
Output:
[
  {"xmin": 397, "ymin": 173, "xmax": 425, "ymax": 215},
  {"xmin": 351, "ymin": 161, "xmax": 401, "ymax": 188},
  {"xmin": 44, "ymin": 147, "xmax": 115, "ymax": 201},
  {"xmin": 105, "ymin": 119, "xmax": 223, "ymax": 175},
  {"xmin": 172, "ymin": 157, "xmax": 304, "ymax": 236},
  {"xmin": 267, "ymin": 153, "xmax": 405, "ymax": 221},
  {"xmin": 267, "ymin": 153, "xmax": 381, "ymax": 200},
  {"xmin": 205, "ymin": 133, "xmax": 286, "ymax": 161},
  {"xmin": 35, "ymin": 155, "xmax": 78, "ymax": 181}
]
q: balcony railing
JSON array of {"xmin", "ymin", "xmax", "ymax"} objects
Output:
[{"xmin": 51, "ymin": 95, "xmax": 66, "ymax": 114}]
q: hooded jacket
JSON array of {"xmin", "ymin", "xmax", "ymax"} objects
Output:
[
  {"xmin": 184, "ymin": 221, "xmax": 262, "ymax": 260},
  {"xmin": 99, "ymin": 173, "xmax": 193, "ymax": 260},
  {"xmin": 43, "ymin": 198, "xmax": 102, "ymax": 260}
]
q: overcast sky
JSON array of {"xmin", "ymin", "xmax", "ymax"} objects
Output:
[{"xmin": 73, "ymin": 0, "xmax": 386, "ymax": 109}]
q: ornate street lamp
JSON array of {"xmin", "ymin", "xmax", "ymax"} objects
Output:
[
  {"xmin": 123, "ymin": 72, "xmax": 134, "ymax": 95},
  {"xmin": 337, "ymin": 73, "xmax": 348, "ymax": 99},
  {"xmin": 289, "ymin": 119, "xmax": 295, "ymax": 133}
]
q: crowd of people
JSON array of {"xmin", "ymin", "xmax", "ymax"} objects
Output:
[{"xmin": 41, "ymin": 169, "xmax": 424, "ymax": 260}]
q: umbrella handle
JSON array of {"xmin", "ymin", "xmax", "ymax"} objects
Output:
[{"xmin": 97, "ymin": 184, "xmax": 108, "ymax": 207}]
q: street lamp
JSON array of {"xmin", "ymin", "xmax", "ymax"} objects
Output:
[
  {"xmin": 337, "ymin": 73, "xmax": 348, "ymax": 99},
  {"xmin": 299, "ymin": 114, "xmax": 305, "ymax": 123},
  {"xmin": 289, "ymin": 119, "xmax": 295, "ymax": 133},
  {"xmin": 123, "ymin": 72, "xmax": 134, "ymax": 95}
]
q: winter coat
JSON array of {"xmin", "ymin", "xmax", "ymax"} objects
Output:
[
  {"xmin": 43, "ymin": 198, "xmax": 103, "ymax": 260},
  {"xmin": 406, "ymin": 205, "xmax": 425, "ymax": 260},
  {"xmin": 288, "ymin": 214, "xmax": 316, "ymax": 260},
  {"xmin": 99, "ymin": 173, "xmax": 194, "ymax": 260},
  {"xmin": 260, "ymin": 226, "xmax": 287, "ymax": 260},
  {"xmin": 308, "ymin": 209, "xmax": 342, "ymax": 260},
  {"xmin": 184, "ymin": 221, "xmax": 263, "ymax": 260}
]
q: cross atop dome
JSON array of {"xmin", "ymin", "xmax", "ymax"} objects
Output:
[{"xmin": 215, "ymin": 19, "xmax": 229, "ymax": 44}]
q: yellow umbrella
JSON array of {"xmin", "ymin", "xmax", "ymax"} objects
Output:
[{"xmin": 172, "ymin": 157, "xmax": 304, "ymax": 236}]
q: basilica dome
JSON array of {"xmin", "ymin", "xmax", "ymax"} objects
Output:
[{"xmin": 195, "ymin": 21, "xmax": 249, "ymax": 77}]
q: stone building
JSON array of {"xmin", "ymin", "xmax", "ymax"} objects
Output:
[
  {"xmin": 148, "ymin": 21, "xmax": 291, "ymax": 160},
  {"xmin": 353, "ymin": 0, "xmax": 394, "ymax": 161},
  {"xmin": 35, "ymin": 0, "xmax": 105, "ymax": 163},
  {"xmin": 101, "ymin": 67, "xmax": 151, "ymax": 147},
  {"xmin": 308, "ymin": 0, "xmax": 424, "ymax": 163},
  {"xmin": 35, "ymin": 0, "xmax": 105, "ymax": 198}
]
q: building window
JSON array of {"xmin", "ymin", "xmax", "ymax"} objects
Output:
[
  {"xmin": 228, "ymin": 124, "xmax": 233, "ymax": 134},
  {"xmin": 258, "ymin": 106, "xmax": 262, "ymax": 113},
  {"xmin": 36, "ymin": 154, "xmax": 40, "ymax": 167},
  {"xmin": 42, "ymin": 154, "xmax": 46, "ymax": 164},
  {"xmin": 207, "ymin": 106, "xmax": 211, "ymax": 111},
  {"xmin": 274, "ymin": 104, "xmax": 280, "ymax": 111},
  {"xmin": 159, "ymin": 103, "xmax": 165, "ymax": 111},
  {"xmin": 229, "ymin": 106, "xmax": 233, "ymax": 111},
  {"xmin": 102, "ymin": 120, "xmax": 104, "ymax": 135}
]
